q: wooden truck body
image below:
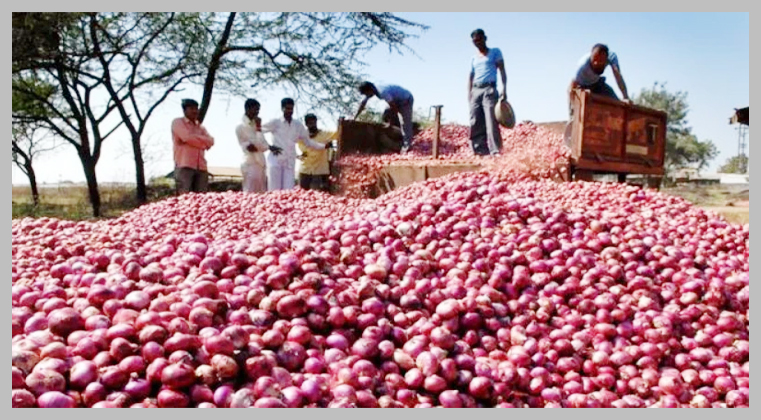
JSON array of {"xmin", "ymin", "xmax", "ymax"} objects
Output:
[{"xmin": 568, "ymin": 90, "xmax": 668, "ymax": 187}]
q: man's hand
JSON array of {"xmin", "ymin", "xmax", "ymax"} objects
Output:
[
  {"xmin": 501, "ymin": 89, "xmax": 508, "ymax": 102},
  {"xmin": 246, "ymin": 144, "xmax": 257, "ymax": 153},
  {"xmin": 622, "ymin": 98, "xmax": 632, "ymax": 105},
  {"xmin": 254, "ymin": 117, "xmax": 262, "ymax": 130},
  {"xmin": 269, "ymin": 145, "xmax": 283, "ymax": 156},
  {"xmin": 325, "ymin": 142, "xmax": 336, "ymax": 150}
]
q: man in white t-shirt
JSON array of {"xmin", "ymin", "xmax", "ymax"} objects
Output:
[
  {"xmin": 261, "ymin": 98, "xmax": 334, "ymax": 191},
  {"xmin": 468, "ymin": 29, "xmax": 508, "ymax": 156}
]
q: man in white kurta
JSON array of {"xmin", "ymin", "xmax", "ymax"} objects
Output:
[
  {"xmin": 235, "ymin": 99, "xmax": 282, "ymax": 193},
  {"xmin": 261, "ymin": 98, "xmax": 331, "ymax": 191}
]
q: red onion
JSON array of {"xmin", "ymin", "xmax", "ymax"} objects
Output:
[
  {"xmin": 158, "ymin": 389, "xmax": 190, "ymax": 408},
  {"xmin": 37, "ymin": 391, "xmax": 76, "ymax": 408},
  {"xmin": 12, "ymin": 389, "xmax": 37, "ymax": 408},
  {"xmin": 26, "ymin": 369, "xmax": 66, "ymax": 396},
  {"xmin": 161, "ymin": 362, "xmax": 196, "ymax": 389}
]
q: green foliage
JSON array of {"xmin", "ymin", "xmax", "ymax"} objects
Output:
[
  {"xmin": 718, "ymin": 154, "xmax": 749, "ymax": 174},
  {"xmin": 633, "ymin": 82, "xmax": 719, "ymax": 174}
]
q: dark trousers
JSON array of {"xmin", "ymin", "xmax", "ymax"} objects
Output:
[
  {"xmin": 175, "ymin": 167, "xmax": 209, "ymax": 194},
  {"xmin": 299, "ymin": 174, "xmax": 330, "ymax": 192},
  {"xmin": 585, "ymin": 77, "xmax": 619, "ymax": 100},
  {"xmin": 469, "ymin": 83, "xmax": 503, "ymax": 155}
]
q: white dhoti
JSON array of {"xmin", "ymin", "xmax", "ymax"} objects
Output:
[
  {"xmin": 241, "ymin": 161, "xmax": 267, "ymax": 193},
  {"xmin": 266, "ymin": 155, "xmax": 296, "ymax": 191}
]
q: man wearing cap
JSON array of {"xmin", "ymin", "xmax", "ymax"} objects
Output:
[
  {"xmin": 354, "ymin": 82, "xmax": 415, "ymax": 154},
  {"xmin": 468, "ymin": 29, "xmax": 507, "ymax": 156},
  {"xmin": 235, "ymin": 99, "xmax": 283, "ymax": 193},
  {"xmin": 171, "ymin": 99, "xmax": 215, "ymax": 194},
  {"xmin": 298, "ymin": 113, "xmax": 337, "ymax": 192},
  {"xmin": 261, "ymin": 98, "xmax": 334, "ymax": 191}
]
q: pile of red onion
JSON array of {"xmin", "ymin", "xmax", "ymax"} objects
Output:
[
  {"xmin": 334, "ymin": 122, "xmax": 570, "ymax": 199},
  {"xmin": 12, "ymin": 148, "xmax": 748, "ymax": 408}
]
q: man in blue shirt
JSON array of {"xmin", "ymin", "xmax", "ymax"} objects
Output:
[
  {"xmin": 568, "ymin": 43, "xmax": 630, "ymax": 104},
  {"xmin": 355, "ymin": 82, "xmax": 415, "ymax": 154},
  {"xmin": 468, "ymin": 29, "xmax": 508, "ymax": 156}
]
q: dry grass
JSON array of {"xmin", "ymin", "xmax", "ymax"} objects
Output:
[
  {"xmin": 12, "ymin": 179, "xmax": 242, "ymax": 221},
  {"xmin": 663, "ymin": 184, "xmax": 749, "ymax": 225}
]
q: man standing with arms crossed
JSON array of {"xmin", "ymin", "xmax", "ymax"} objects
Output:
[
  {"xmin": 261, "ymin": 98, "xmax": 334, "ymax": 191},
  {"xmin": 468, "ymin": 29, "xmax": 508, "ymax": 156},
  {"xmin": 171, "ymin": 99, "xmax": 215, "ymax": 194}
]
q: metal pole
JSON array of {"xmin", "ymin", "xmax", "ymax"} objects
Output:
[{"xmin": 432, "ymin": 105, "xmax": 443, "ymax": 159}]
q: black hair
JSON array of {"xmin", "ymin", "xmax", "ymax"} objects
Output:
[
  {"xmin": 281, "ymin": 98, "xmax": 295, "ymax": 108},
  {"xmin": 592, "ymin": 43, "xmax": 609, "ymax": 56},
  {"xmin": 244, "ymin": 99, "xmax": 260, "ymax": 111},
  {"xmin": 181, "ymin": 99, "xmax": 199, "ymax": 110},
  {"xmin": 471, "ymin": 29, "xmax": 486, "ymax": 38},
  {"xmin": 358, "ymin": 81, "xmax": 375, "ymax": 94},
  {"xmin": 304, "ymin": 113, "xmax": 318, "ymax": 123}
]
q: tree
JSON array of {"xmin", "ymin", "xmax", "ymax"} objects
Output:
[
  {"xmin": 633, "ymin": 82, "xmax": 718, "ymax": 175},
  {"xmin": 718, "ymin": 154, "xmax": 749, "ymax": 174},
  {"xmin": 12, "ymin": 122, "xmax": 57, "ymax": 206},
  {"xmin": 91, "ymin": 12, "xmax": 425, "ymax": 204},
  {"xmin": 12, "ymin": 13, "xmax": 124, "ymax": 217},
  {"xmin": 192, "ymin": 13, "xmax": 428, "ymax": 122},
  {"xmin": 87, "ymin": 12, "xmax": 208, "ymax": 203}
]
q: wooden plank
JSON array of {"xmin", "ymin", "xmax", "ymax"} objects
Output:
[
  {"xmin": 574, "ymin": 159, "xmax": 665, "ymax": 175},
  {"xmin": 426, "ymin": 163, "xmax": 483, "ymax": 180},
  {"xmin": 581, "ymin": 98, "xmax": 626, "ymax": 161}
]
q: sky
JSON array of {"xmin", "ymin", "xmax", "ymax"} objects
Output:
[{"xmin": 11, "ymin": 12, "xmax": 750, "ymax": 186}]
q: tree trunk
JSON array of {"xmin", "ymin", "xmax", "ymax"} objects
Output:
[
  {"xmin": 24, "ymin": 162, "xmax": 40, "ymax": 207},
  {"xmin": 132, "ymin": 134, "xmax": 147, "ymax": 203},
  {"xmin": 81, "ymin": 155, "xmax": 102, "ymax": 217}
]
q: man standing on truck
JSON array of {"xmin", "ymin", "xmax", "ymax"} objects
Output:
[
  {"xmin": 569, "ymin": 43, "xmax": 630, "ymax": 104},
  {"xmin": 261, "ymin": 98, "xmax": 334, "ymax": 191},
  {"xmin": 171, "ymin": 99, "xmax": 215, "ymax": 194},
  {"xmin": 354, "ymin": 82, "xmax": 415, "ymax": 154},
  {"xmin": 235, "ymin": 99, "xmax": 283, "ymax": 193},
  {"xmin": 468, "ymin": 29, "xmax": 507, "ymax": 156},
  {"xmin": 298, "ymin": 113, "xmax": 336, "ymax": 192}
]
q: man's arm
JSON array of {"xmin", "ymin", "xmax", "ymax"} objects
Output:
[
  {"xmin": 172, "ymin": 120, "xmax": 211, "ymax": 150},
  {"xmin": 260, "ymin": 119, "xmax": 277, "ymax": 134},
  {"xmin": 235, "ymin": 125, "xmax": 257, "ymax": 152},
  {"xmin": 611, "ymin": 64, "xmax": 630, "ymax": 101},
  {"xmin": 199, "ymin": 126, "xmax": 215, "ymax": 149},
  {"xmin": 497, "ymin": 59, "xmax": 508, "ymax": 100},
  {"xmin": 354, "ymin": 97, "xmax": 369, "ymax": 120},
  {"xmin": 298, "ymin": 126, "xmax": 330, "ymax": 150},
  {"xmin": 568, "ymin": 79, "xmax": 584, "ymax": 103},
  {"xmin": 468, "ymin": 72, "xmax": 474, "ymax": 102}
]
